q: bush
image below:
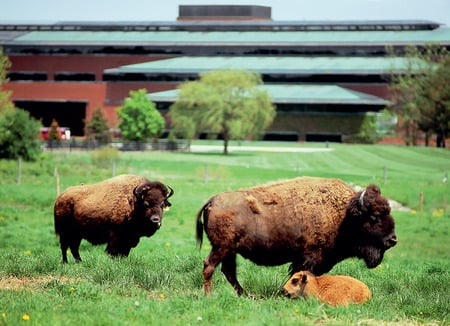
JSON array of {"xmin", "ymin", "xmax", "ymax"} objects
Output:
[{"xmin": 0, "ymin": 108, "xmax": 42, "ymax": 161}]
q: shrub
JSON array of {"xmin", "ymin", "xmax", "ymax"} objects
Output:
[{"xmin": 0, "ymin": 108, "xmax": 42, "ymax": 161}]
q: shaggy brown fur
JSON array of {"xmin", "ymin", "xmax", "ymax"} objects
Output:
[
  {"xmin": 54, "ymin": 174, "xmax": 173, "ymax": 263},
  {"xmin": 196, "ymin": 177, "xmax": 397, "ymax": 295},
  {"xmin": 283, "ymin": 271, "xmax": 372, "ymax": 306}
]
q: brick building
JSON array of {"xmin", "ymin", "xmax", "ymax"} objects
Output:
[{"xmin": 1, "ymin": 5, "xmax": 449, "ymax": 140}]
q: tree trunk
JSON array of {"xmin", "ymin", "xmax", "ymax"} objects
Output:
[{"xmin": 223, "ymin": 137, "xmax": 229, "ymax": 155}]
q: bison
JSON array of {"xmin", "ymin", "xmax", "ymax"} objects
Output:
[
  {"xmin": 196, "ymin": 177, "xmax": 397, "ymax": 295},
  {"xmin": 282, "ymin": 271, "xmax": 372, "ymax": 306},
  {"xmin": 54, "ymin": 174, "xmax": 173, "ymax": 263}
]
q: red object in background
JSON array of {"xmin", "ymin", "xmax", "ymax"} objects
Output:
[{"xmin": 40, "ymin": 127, "xmax": 71, "ymax": 140}]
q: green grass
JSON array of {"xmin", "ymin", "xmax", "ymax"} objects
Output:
[{"xmin": 0, "ymin": 142, "xmax": 449, "ymax": 325}]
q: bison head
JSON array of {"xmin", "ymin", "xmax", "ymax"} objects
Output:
[
  {"xmin": 340, "ymin": 184, "xmax": 397, "ymax": 269},
  {"xmin": 133, "ymin": 182, "xmax": 174, "ymax": 233}
]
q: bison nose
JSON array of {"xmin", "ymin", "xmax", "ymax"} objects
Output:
[
  {"xmin": 150, "ymin": 215, "xmax": 161, "ymax": 227},
  {"xmin": 387, "ymin": 234, "xmax": 398, "ymax": 248}
]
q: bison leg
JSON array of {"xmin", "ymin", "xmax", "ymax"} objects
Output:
[
  {"xmin": 105, "ymin": 242, "xmax": 131, "ymax": 257},
  {"xmin": 59, "ymin": 234, "xmax": 82, "ymax": 263},
  {"xmin": 221, "ymin": 254, "xmax": 244, "ymax": 296},
  {"xmin": 69, "ymin": 238, "xmax": 82, "ymax": 263},
  {"xmin": 60, "ymin": 240, "xmax": 69, "ymax": 264},
  {"xmin": 203, "ymin": 247, "xmax": 239, "ymax": 295}
]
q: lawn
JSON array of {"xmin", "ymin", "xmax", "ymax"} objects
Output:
[{"xmin": 0, "ymin": 142, "xmax": 449, "ymax": 325}]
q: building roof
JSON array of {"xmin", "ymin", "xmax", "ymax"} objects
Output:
[
  {"xmin": 4, "ymin": 27, "xmax": 450, "ymax": 47},
  {"xmin": 147, "ymin": 84, "xmax": 388, "ymax": 106},
  {"xmin": 105, "ymin": 56, "xmax": 423, "ymax": 76}
]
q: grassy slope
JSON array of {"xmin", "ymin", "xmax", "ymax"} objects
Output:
[{"xmin": 0, "ymin": 143, "xmax": 448, "ymax": 325}]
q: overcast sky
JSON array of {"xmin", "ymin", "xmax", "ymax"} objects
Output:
[{"xmin": 1, "ymin": 0, "xmax": 450, "ymax": 26}]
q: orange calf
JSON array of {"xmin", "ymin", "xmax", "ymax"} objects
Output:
[{"xmin": 282, "ymin": 271, "xmax": 371, "ymax": 306}]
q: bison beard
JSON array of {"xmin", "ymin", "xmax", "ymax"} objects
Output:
[
  {"xmin": 196, "ymin": 177, "xmax": 397, "ymax": 296},
  {"xmin": 54, "ymin": 174, "xmax": 173, "ymax": 263}
]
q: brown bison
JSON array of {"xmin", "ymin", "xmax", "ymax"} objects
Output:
[
  {"xmin": 196, "ymin": 177, "xmax": 397, "ymax": 295},
  {"xmin": 282, "ymin": 271, "xmax": 372, "ymax": 306},
  {"xmin": 54, "ymin": 174, "xmax": 173, "ymax": 263}
]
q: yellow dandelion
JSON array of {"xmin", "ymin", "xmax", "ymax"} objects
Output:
[
  {"xmin": 159, "ymin": 293, "xmax": 166, "ymax": 300},
  {"xmin": 2, "ymin": 312, "xmax": 6, "ymax": 318},
  {"xmin": 22, "ymin": 314, "xmax": 30, "ymax": 321},
  {"xmin": 418, "ymin": 311, "xmax": 424, "ymax": 315},
  {"xmin": 70, "ymin": 286, "xmax": 76, "ymax": 292},
  {"xmin": 165, "ymin": 242, "xmax": 171, "ymax": 247},
  {"xmin": 410, "ymin": 209, "xmax": 417, "ymax": 215},
  {"xmin": 23, "ymin": 250, "xmax": 32, "ymax": 255}
]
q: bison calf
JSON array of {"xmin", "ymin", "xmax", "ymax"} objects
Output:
[
  {"xmin": 283, "ymin": 271, "xmax": 372, "ymax": 306},
  {"xmin": 196, "ymin": 177, "xmax": 397, "ymax": 295},
  {"xmin": 54, "ymin": 174, "xmax": 173, "ymax": 263}
]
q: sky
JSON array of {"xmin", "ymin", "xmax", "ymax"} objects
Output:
[{"xmin": 1, "ymin": 0, "xmax": 450, "ymax": 26}]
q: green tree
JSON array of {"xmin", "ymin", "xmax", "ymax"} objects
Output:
[
  {"xmin": 85, "ymin": 107, "xmax": 110, "ymax": 145},
  {"xmin": 416, "ymin": 56, "xmax": 450, "ymax": 148},
  {"xmin": 169, "ymin": 70, "xmax": 275, "ymax": 155},
  {"xmin": 387, "ymin": 45, "xmax": 449, "ymax": 147},
  {"xmin": 117, "ymin": 89, "xmax": 164, "ymax": 143},
  {"xmin": 0, "ymin": 108, "xmax": 42, "ymax": 161},
  {"xmin": 0, "ymin": 48, "xmax": 14, "ymax": 115}
]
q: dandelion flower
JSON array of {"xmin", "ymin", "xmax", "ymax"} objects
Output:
[
  {"xmin": 22, "ymin": 314, "xmax": 30, "ymax": 321},
  {"xmin": 23, "ymin": 250, "xmax": 32, "ymax": 255},
  {"xmin": 70, "ymin": 287, "xmax": 76, "ymax": 292},
  {"xmin": 1, "ymin": 312, "xmax": 6, "ymax": 318}
]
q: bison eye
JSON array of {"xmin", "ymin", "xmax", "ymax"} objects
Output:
[{"xmin": 292, "ymin": 278, "xmax": 299, "ymax": 285}]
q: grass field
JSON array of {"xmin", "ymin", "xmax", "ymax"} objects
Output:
[{"xmin": 0, "ymin": 141, "xmax": 449, "ymax": 325}]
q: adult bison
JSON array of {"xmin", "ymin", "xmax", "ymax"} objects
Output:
[
  {"xmin": 196, "ymin": 177, "xmax": 397, "ymax": 295},
  {"xmin": 54, "ymin": 174, "xmax": 173, "ymax": 263}
]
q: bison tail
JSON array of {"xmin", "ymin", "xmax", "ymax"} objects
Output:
[{"xmin": 196, "ymin": 199, "xmax": 212, "ymax": 249}]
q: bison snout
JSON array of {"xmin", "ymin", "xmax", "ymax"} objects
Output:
[
  {"xmin": 282, "ymin": 288, "xmax": 291, "ymax": 298},
  {"xmin": 150, "ymin": 215, "xmax": 162, "ymax": 228}
]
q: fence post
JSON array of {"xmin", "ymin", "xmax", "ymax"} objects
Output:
[
  {"xmin": 419, "ymin": 192, "xmax": 424, "ymax": 213},
  {"xmin": 17, "ymin": 157, "xmax": 22, "ymax": 184},
  {"xmin": 54, "ymin": 167, "xmax": 60, "ymax": 196}
]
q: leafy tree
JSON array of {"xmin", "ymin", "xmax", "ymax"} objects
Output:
[
  {"xmin": 0, "ymin": 49, "xmax": 42, "ymax": 161},
  {"xmin": 387, "ymin": 45, "xmax": 450, "ymax": 147},
  {"xmin": 0, "ymin": 108, "xmax": 42, "ymax": 161},
  {"xmin": 415, "ymin": 56, "xmax": 450, "ymax": 148},
  {"xmin": 0, "ymin": 48, "xmax": 14, "ymax": 115},
  {"xmin": 117, "ymin": 89, "xmax": 164, "ymax": 143},
  {"xmin": 85, "ymin": 107, "xmax": 110, "ymax": 144},
  {"xmin": 49, "ymin": 118, "xmax": 60, "ymax": 140},
  {"xmin": 169, "ymin": 70, "xmax": 275, "ymax": 154}
]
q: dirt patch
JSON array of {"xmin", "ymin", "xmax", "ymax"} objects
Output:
[{"xmin": 0, "ymin": 276, "xmax": 80, "ymax": 291}]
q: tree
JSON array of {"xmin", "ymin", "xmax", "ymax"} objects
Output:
[
  {"xmin": 169, "ymin": 70, "xmax": 275, "ymax": 155},
  {"xmin": 387, "ymin": 45, "xmax": 450, "ymax": 147},
  {"xmin": 0, "ymin": 108, "xmax": 42, "ymax": 161},
  {"xmin": 85, "ymin": 107, "xmax": 110, "ymax": 145},
  {"xmin": 117, "ymin": 89, "xmax": 165, "ymax": 143},
  {"xmin": 0, "ymin": 48, "xmax": 14, "ymax": 115},
  {"xmin": 415, "ymin": 56, "xmax": 450, "ymax": 148},
  {"xmin": 0, "ymin": 49, "xmax": 42, "ymax": 161}
]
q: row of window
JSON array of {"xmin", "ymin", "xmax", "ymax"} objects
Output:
[{"xmin": 8, "ymin": 71, "xmax": 390, "ymax": 83}]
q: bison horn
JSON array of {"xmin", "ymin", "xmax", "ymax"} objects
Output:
[
  {"xmin": 166, "ymin": 185, "xmax": 174, "ymax": 199},
  {"xmin": 134, "ymin": 184, "xmax": 151, "ymax": 199},
  {"xmin": 359, "ymin": 190, "xmax": 368, "ymax": 212}
]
